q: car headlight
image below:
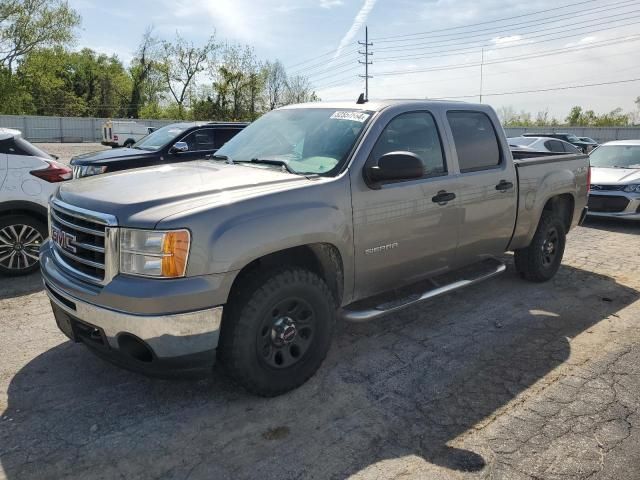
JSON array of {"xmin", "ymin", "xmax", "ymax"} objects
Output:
[
  {"xmin": 120, "ymin": 228, "xmax": 190, "ymax": 278},
  {"xmin": 623, "ymin": 184, "xmax": 640, "ymax": 193},
  {"xmin": 73, "ymin": 165, "xmax": 107, "ymax": 178}
]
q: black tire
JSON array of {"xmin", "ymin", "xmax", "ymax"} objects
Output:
[
  {"xmin": 0, "ymin": 215, "xmax": 47, "ymax": 276},
  {"xmin": 514, "ymin": 210, "xmax": 566, "ymax": 282},
  {"xmin": 218, "ymin": 267, "xmax": 336, "ymax": 396}
]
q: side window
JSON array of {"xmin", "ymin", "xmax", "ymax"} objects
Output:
[
  {"xmin": 547, "ymin": 140, "xmax": 564, "ymax": 152},
  {"xmin": 446, "ymin": 111, "xmax": 501, "ymax": 172},
  {"xmin": 370, "ymin": 111, "xmax": 446, "ymax": 178},
  {"xmin": 181, "ymin": 129, "xmax": 215, "ymax": 151},
  {"xmin": 562, "ymin": 142, "xmax": 578, "ymax": 153},
  {"xmin": 0, "ymin": 138, "xmax": 25, "ymax": 155},
  {"xmin": 215, "ymin": 128, "xmax": 241, "ymax": 148}
]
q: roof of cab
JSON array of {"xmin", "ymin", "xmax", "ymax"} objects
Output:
[
  {"xmin": 0, "ymin": 128, "xmax": 21, "ymax": 141},
  {"xmin": 280, "ymin": 98, "xmax": 475, "ymax": 112}
]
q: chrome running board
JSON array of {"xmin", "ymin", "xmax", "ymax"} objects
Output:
[{"xmin": 341, "ymin": 258, "xmax": 506, "ymax": 322}]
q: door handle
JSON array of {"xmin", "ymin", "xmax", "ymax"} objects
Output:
[
  {"xmin": 431, "ymin": 190, "xmax": 456, "ymax": 204},
  {"xmin": 495, "ymin": 180, "xmax": 514, "ymax": 191}
]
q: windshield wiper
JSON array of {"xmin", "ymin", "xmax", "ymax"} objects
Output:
[
  {"xmin": 209, "ymin": 154, "xmax": 234, "ymax": 164},
  {"xmin": 244, "ymin": 158, "xmax": 296, "ymax": 174}
]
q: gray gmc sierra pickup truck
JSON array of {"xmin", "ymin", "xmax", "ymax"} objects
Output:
[{"xmin": 41, "ymin": 100, "xmax": 589, "ymax": 396}]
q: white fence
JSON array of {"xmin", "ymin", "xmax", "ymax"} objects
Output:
[
  {"xmin": 0, "ymin": 115, "xmax": 176, "ymax": 143},
  {"xmin": 0, "ymin": 114, "xmax": 639, "ymax": 144}
]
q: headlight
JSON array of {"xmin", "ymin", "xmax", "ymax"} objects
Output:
[
  {"xmin": 120, "ymin": 228, "xmax": 190, "ymax": 278},
  {"xmin": 73, "ymin": 165, "xmax": 107, "ymax": 178},
  {"xmin": 623, "ymin": 184, "xmax": 640, "ymax": 193}
]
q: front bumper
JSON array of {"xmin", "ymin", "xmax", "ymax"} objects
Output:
[
  {"xmin": 41, "ymin": 241, "xmax": 225, "ymax": 376},
  {"xmin": 587, "ymin": 191, "xmax": 640, "ymax": 220}
]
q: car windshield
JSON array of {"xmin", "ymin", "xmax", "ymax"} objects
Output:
[
  {"xmin": 589, "ymin": 145, "xmax": 640, "ymax": 168},
  {"xmin": 215, "ymin": 108, "xmax": 372, "ymax": 175},
  {"xmin": 580, "ymin": 137, "xmax": 596, "ymax": 143},
  {"xmin": 566, "ymin": 134, "xmax": 580, "ymax": 142},
  {"xmin": 133, "ymin": 124, "xmax": 191, "ymax": 151}
]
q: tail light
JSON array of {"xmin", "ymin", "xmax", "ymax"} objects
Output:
[
  {"xmin": 587, "ymin": 166, "xmax": 591, "ymax": 193},
  {"xmin": 113, "ymin": 135, "xmax": 118, "ymax": 141},
  {"xmin": 30, "ymin": 160, "xmax": 72, "ymax": 183}
]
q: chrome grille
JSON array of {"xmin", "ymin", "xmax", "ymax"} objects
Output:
[{"xmin": 49, "ymin": 199, "xmax": 118, "ymax": 285}]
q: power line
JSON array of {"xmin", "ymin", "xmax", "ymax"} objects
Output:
[
  {"xmin": 371, "ymin": 0, "xmax": 608, "ymax": 41},
  {"xmin": 374, "ymin": 7, "xmax": 640, "ymax": 54},
  {"xmin": 435, "ymin": 77, "xmax": 640, "ymax": 100}
]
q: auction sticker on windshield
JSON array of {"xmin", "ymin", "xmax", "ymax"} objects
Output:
[{"xmin": 330, "ymin": 111, "xmax": 370, "ymax": 122}]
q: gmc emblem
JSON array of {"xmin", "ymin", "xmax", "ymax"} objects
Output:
[{"xmin": 51, "ymin": 225, "xmax": 77, "ymax": 253}]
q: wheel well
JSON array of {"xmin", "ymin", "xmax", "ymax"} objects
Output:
[
  {"xmin": 543, "ymin": 194, "xmax": 574, "ymax": 231},
  {"xmin": 230, "ymin": 243, "xmax": 344, "ymax": 305},
  {"xmin": 0, "ymin": 203, "xmax": 47, "ymax": 225}
]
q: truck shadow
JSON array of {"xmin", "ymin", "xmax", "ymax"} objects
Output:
[
  {"xmin": 1, "ymin": 262, "xmax": 638, "ymax": 479},
  {"xmin": 581, "ymin": 217, "xmax": 640, "ymax": 235},
  {"xmin": 0, "ymin": 272, "xmax": 43, "ymax": 300}
]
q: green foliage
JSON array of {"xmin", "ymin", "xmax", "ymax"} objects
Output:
[{"xmin": 565, "ymin": 105, "xmax": 630, "ymax": 126}]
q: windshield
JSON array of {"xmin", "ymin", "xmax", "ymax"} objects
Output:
[
  {"xmin": 589, "ymin": 145, "xmax": 640, "ymax": 168},
  {"xmin": 508, "ymin": 137, "xmax": 537, "ymax": 146},
  {"xmin": 133, "ymin": 124, "xmax": 191, "ymax": 151},
  {"xmin": 566, "ymin": 134, "xmax": 580, "ymax": 142},
  {"xmin": 215, "ymin": 108, "xmax": 372, "ymax": 175}
]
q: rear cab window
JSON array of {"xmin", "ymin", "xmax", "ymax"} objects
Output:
[{"xmin": 446, "ymin": 111, "xmax": 501, "ymax": 173}]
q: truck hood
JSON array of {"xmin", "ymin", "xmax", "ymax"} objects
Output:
[
  {"xmin": 591, "ymin": 167, "xmax": 640, "ymax": 185},
  {"xmin": 57, "ymin": 160, "xmax": 313, "ymax": 227},
  {"xmin": 70, "ymin": 147, "xmax": 155, "ymax": 166}
]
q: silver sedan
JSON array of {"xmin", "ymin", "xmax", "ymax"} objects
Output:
[
  {"xmin": 588, "ymin": 140, "xmax": 640, "ymax": 220},
  {"xmin": 508, "ymin": 136, "xmax": 581, "ymax": 154}
]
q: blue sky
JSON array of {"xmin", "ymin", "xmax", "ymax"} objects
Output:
[{"xmin": 70, "ymin": 0, "xmax": 640, "ymax": 119}]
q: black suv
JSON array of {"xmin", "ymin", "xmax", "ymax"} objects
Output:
[
  {"xmin": 71, "ymin": 122, "xmax": 248, "ymax": 178},
  {"xmin": 522, "ymin": 132, "xmax": 590, "ymax": 153}
]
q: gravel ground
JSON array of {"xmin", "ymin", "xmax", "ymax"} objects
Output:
[
  {"xmin": 40, "ymin": 143, "xmax": 110, "ymax": 164},
  {"xmin": 1, "ymin": 216, "xmax": 640, "ymax": 479}
]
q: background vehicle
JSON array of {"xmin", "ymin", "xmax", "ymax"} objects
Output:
[
  {"xmin": 72, "ymin": 121, "xmax": 248, "ymax": 178},
  {"xmin": 102, "ymin": 120, "xmax": 155, "ymax": 148},
  {"xmin": 578, "ymin": 136, "xmax": 599, "ymax": 152},
  {"xmin": 0, "ymin": 128, "xmax": 71, "ymax": 276},
  {"xmin": 587, "ymin": 140, "xmax": 640, "ymax": 219},
  {"xmin": 41, "ymin": 100, "xmax": 589, "ymax": 396},
  {"xmin": 508, "ymin": 136, "xmax": 581, "ymax": 154},
  {"xmin": 522, "ymin": 132, "xmax": 592, "ymax": 153}
]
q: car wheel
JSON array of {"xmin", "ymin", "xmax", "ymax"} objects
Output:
[
  {"xmin": 0, "ymin": 215, "xmax": 47, "ymax": 276},
  {"xmin": 218, "ymin": 267, "xmax": 336, "ymax": 396},
  {"xmin": 514, "ymin": 210, "xmax": 566, "ymax": 282}
]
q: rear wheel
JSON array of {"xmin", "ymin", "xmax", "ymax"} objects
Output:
[
  {"xmin": 218, "ymin": 267, "xmax": 336, "ymax": 396},
  {"xmin": 514, "ymin": 210, "xmax": 566, "ymax": 282},
  {"xmin": 123, "ymin": 139, "xmax": 135, "ymax": 148},
  {"xmin": 0, "ymin": 215, "xmax": 46, "ymax": 276}
]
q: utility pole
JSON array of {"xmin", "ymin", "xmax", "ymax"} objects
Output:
[
  {"xmin": 479, "ymin": 48, "xmax": 484, "ymax": 103},
  {"xmin": 358, "ymin": 26, "xmax": 373, "ymax": 101}
]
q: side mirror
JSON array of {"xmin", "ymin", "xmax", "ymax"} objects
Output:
[
  {"xmin": 171, "ymin": 141, "xmax": 189, "ymax": 154},
  {"xmin": 367, "ymin": 151, "xmax": 424, "ymax": 183}
]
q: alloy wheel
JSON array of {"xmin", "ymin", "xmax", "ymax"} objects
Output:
[{"xmin": 0, "ymin": 224, "xmax": 43, "ymax": 271}]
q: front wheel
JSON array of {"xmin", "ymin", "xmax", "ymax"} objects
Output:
[
  {"xmin": 218, "ymin": 268, "xmax": 336, "ymax": 396},
  {"xmin": 514, "ymin": 210, "xmax": 566, "ymax": 282}
]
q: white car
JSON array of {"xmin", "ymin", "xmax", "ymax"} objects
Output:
[
  {"xmin": 101, "ymin": 120, "xmax": 155, "ymax": 148},
  {"xmin": 0, "ymin": 128, "xmax": 72, "ymax": 275},
  {"xmin": 508, "ymin": 136, "xmax": 581, "ymax": 154},
  {"xmin": 588, "ymin": 140, "xmax": 640, "ymax": 220}
]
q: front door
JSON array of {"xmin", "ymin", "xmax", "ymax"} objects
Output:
[
  {"xmin": 444, "ymin": 110, "xmax": 518, "ymax": 264},
  {"xmin": 351, "ymin": 110, "xmax": 460, "ymax": 299},
  {"xmin": 171, "ymin": 128, "xmax": 218, "ymax": 162}
]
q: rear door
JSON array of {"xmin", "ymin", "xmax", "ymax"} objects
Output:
[
  {"xmin": 0, "ymin": 140, "xmax": 7, "ymax": 190},
  {"xmin": 444, "ymin": 110, "xmax": 517, "ymax": 263},
  {"xmin": 351, "ymin": 110, "xmax": 459, "ymax": 298}
]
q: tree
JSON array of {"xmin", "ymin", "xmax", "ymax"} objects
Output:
[
  {"xmin": 157, "ymin": 32, "xmax": 217, "ymax": 118},
  {"xmin": 263, "ymin": 60, "xmax": 286, "ymax": 110},
  {"xmin": 127, "ymin": 27, "xmax": 161, "ymax": 119},
  {"xmin": 284, "ymin": 74, "xmax": 319, "ymax": 105},
  {"xmin": 0, "ymin": 0, "xmax": 80, "ymax": 72}
]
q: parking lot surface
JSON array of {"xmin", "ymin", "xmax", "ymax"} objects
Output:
[{"xmin": 1, "ymin": 151, "xmax": 639, "ymax": 479}]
